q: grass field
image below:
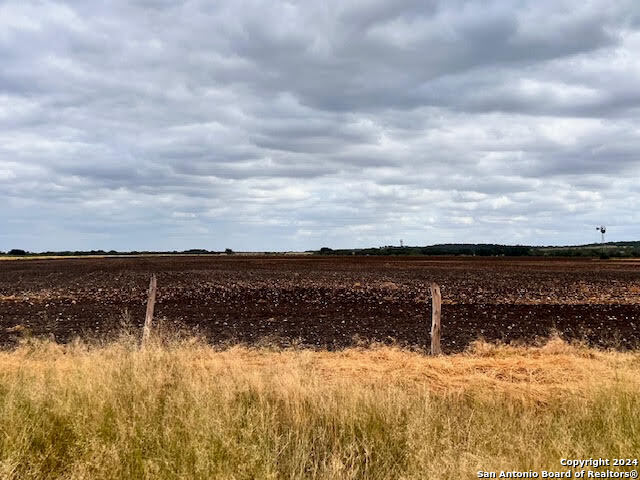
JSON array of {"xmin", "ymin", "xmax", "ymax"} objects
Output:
[{"xmin": 0, "ymin": 334, "xmax": 638, "ymax": 480}]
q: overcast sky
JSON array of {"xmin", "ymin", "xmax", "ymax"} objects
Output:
[{"xmin": 2, "ymin": 0, "xmax": 640, "ymax": 252}]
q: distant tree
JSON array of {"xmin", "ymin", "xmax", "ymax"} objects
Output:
[
  {"xmin": 8, "ymin": 249, "xmax": 27, "ymax": 256},
  {"xmin": 319, "ymin": 247, "xmax": 333, "ymax": 254},
  {"xmin": 225, "ymin": 248, "xmax": 234, "ymax": 255}
]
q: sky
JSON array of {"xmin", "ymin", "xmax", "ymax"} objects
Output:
[{"xmin": 2, "ymin": 0, "xmax": 640, "ymax": 252}]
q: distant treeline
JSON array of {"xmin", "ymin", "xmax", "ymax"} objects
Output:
[
  {"xmin": 317, "ymin": 242, "xmax": 640, "ymax": 258},
  {"xmin": 0, "ymin": 248, "xmax": 235, "ymax": 257},
  {"xmin": 3, "ymin": 242, "xmax": 640, "ymax": 258}
]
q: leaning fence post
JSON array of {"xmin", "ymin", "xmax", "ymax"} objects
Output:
[
  {"xmin": 429, "ymin": 283, "xmax": 442, "ymax": 355},
  {"xmin": 142, "ymin": 274, "xmax": 157, "ymax": 346}
]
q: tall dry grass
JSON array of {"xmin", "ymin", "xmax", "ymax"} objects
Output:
[{"xmin": 0, "ymin": 334, "xmax": 638, "ymax": 479}]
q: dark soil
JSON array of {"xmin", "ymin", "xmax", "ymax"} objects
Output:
[{"xmin": 1, "ymin": 256, "xmax": 639, "ymax": 352}]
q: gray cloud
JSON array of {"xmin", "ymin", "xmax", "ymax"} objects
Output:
[{"xmin": 1, "ymin": 0, "xmax": 640, "ymax": 251}]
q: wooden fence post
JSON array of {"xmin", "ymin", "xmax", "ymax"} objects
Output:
[
  {"xmin": 142, "ymin": 274, "xmax": 157, "ymax": 346},
  {"xmin": 429, "ymin": 283, "xmax": 442, "ymax": 355}
]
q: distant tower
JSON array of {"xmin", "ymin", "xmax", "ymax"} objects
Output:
[
  {"xmin": 596, "ymin": 225, "xmax": 606, "ymax": 244},
  {"xmin": 400, "ymin": 239, "xmax": 404, "ymax": 248}
]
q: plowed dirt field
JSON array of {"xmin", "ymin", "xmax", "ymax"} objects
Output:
[{"xmin": 1, "ymin": 256, "xmax": 639, "ymax": 351}]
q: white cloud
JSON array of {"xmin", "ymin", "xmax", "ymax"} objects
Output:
[{"xmin": 1, "ymin": 0, "xmax": 639, "ymax": 251}]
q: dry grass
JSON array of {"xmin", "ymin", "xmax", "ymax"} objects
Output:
[{"xmin": 0, "ymin": 335, "xmax": 639, "ymax": 479}]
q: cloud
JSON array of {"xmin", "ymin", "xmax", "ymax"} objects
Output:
[{"xmin": 1, "ymin": 0, "xmax": 640, "ymax": 251}]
